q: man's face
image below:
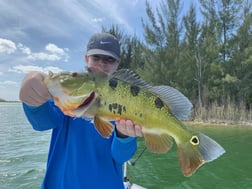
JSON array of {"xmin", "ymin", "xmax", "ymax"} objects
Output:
[{"xmin": 85, "ymin": 54, "xmax": 120, "ymax": 75}]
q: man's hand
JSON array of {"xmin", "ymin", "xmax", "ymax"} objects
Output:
[
  {"xmin": 19, "ymin": 71, "xmax": 52, "ymax": 106},
  {"xmin": 116, "ymin": 119, "xmax": 143, "ymax": 138}
]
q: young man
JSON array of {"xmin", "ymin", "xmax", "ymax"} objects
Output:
[{"xmin": 19, "ymin": 33, "xmax": 143, "ymax": 189}]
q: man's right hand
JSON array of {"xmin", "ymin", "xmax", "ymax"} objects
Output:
[{"xmin": 19, "ymin": 71, "xmax": 52, "ymax": 106}]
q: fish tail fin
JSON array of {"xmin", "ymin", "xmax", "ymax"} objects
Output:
[{"xmin": 177, "ymin": 132, "xmax": 225, "ymax": 177}]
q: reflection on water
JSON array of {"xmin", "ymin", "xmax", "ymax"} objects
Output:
[{"xmin": 0, "ymin": 103, "xmax": 252, "ymax": 189}]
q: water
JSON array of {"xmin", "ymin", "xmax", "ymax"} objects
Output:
[
  {"xmin": 1, "ymin": 103, "xmax": 252, "ymax": 189},
  {"xmin": 0, "ymin": 103, "xmax": 50, "ymax": 189},
  {"xmin": 128, "ymin": 125, "xmax": 252, "ymax": 189}
]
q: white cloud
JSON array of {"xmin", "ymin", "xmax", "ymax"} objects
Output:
[
  {"xmin": 0, "ymin": 80, "xmax": 17, "ymax": 85},
  {"xmin": 0, "ymin": 38, "xmax": 17, "ymax": 54},
  {"xmin": 46, "ymin": 43, "xmax": 67, "ymax": 55},
  {"xmin": 26, "ymin": 43, "xmax": 69, "ymax": 62},
  {"xmin": 0, "ymin": 39, "xmax": 69, "ymax": 62},
  {"xmin": 92, "ymin": 17, "xmax": 104, "ymax": 23},
  {"xmin": 17, "ymin": 43, "xmax": 31, "ymax": 55},
  {"xmin": 10, "ymin": 65, "xmax": 63, "ymax": 74},
  {"xmin": 27, "ymin": 52, "xmax": 62, "ymax": 61}
]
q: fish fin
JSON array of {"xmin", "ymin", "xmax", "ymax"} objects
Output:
[
  {"xmin": 150, "ymin": 86, "xmax": 193, "ymax": 120},
  {"xmin": 144, "ymin": 133, "xmax": 173, "ymax": 154},
  {"xmin": 178, "ymin": 132, "xmax": 225, "ymax": 177},
  {"xmin": 112, "ymin": 69, "xmax": 192, "ymax": 120},
  {"xmin": 111, "ymin": 69, "xmax": 151, "ymax": 89},
  {"xmin": 94, "ymin": 115, "xmax": 114, "ymax": 139}
]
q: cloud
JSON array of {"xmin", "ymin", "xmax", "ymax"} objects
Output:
[
  {"xmin": 0, "ymin": 38, "xmax": 69, "ymax": 62},
  {"xmin": 10, "ymin": 65, "xmax": 63, "ymax": 74},
  {"xmin": 0, "ymin": 80, "xmax": 18, "ymax": 85},
  {"xmin": 0, "ymin": 38, "xmax": 17, "ymax": 54},
  {"xmin": 92, "ymin": 17, "xmax": 104, "ymax": 23},
  {"xmin": 18, "ymin": 43, "xmax": 31, "ymax": 55},
  {"xmin": 18, "ymin": 43, "xmax": 69, "ymax": 62}
]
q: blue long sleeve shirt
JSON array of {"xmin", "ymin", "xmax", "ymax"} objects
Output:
[{"xmin": 23, "ymin": 100, "xmax": 137, "ymax": 189}]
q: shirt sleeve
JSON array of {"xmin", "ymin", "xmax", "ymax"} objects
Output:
[
  {"xmin": 22, "ymin": 99, "xmax": 64, "ymax": 131},
  {"xmin": 111, "ymin": 131, "xmax": 137, "ymax": 163}
]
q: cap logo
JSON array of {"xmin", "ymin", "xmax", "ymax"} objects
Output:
[{"xmin": 100, "ymin": 41, "xmax": 112, "ymax": 45}]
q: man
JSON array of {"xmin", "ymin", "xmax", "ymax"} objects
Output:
[{"xmin": 19, "ymin": 32, "xmax": 143, "ymax": 189}]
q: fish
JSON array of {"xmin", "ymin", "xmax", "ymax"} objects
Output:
[{"xmin": 44, "ymin": 69, "xmax": 225, "ymax": 177}]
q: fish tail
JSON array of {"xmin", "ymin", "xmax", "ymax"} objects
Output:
[{"xmin": 177, "ymin": 132, "xmax": 225, "ymax": 177}]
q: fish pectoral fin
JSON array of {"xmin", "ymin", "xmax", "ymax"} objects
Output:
[
  {"xmin": 144, "ymin": 133, "xmax": 173, "ymax": 154},
  {"xmin": 94, "ymin": 115, "xmax": 114, "ymax": 139}
]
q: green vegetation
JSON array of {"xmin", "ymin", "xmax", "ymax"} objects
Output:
[{"xmin": 102, "ymin": 0, "xmax": 252, "ymax": 125}]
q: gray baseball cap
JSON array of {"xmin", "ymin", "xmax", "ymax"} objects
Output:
[{"xmin": 86, "ymin": 33, "xmax": 120, "ymax": 60}]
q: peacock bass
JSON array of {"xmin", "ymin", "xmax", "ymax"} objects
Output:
[{"xmin": 44, "ymin": 69, "xmax": 225, "ymax": 177}]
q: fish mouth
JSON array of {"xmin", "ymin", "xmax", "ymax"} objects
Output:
[
  {"xmin": 78, "ymin": 91, "xmax": 96, "ymax": 109},
  {"xmin": 55, "ymin": 91, "xmax": 97, "ymax": 117},
  {"xmin": 68, "ymin": 91, "xmax": 97, "ymax": 117}
]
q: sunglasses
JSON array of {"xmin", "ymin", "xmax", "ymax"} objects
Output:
[{"xmin": 90, "ymin": 55, "xmax": 117, "ymax": 64}]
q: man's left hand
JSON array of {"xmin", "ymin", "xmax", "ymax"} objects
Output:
[{"xmin": 116, "ymin": 119, "xmax": 143, "ymax": 138}]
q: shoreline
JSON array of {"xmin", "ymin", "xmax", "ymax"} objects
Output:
[
  {"xmin": 1, "ymin": 102, "xmax": 251, "ymax": 127},
  {"xmin": 0, "ymin": 101, "xmax": 21, "ymax": 103},
  {"xmin": 186, "ymin": 120, "xmax": 252, "ymax": 128}
]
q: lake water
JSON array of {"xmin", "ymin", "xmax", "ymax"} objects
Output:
[{"xmin": 1, "ymin": 103, "xmax": 252, "ymax": 189}]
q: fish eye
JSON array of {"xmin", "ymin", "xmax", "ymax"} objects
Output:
[{"xmin": 190, "ymin": 136, "xmax": 199, "ymax": 146}]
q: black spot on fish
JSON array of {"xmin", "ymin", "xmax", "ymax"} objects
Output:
[
  {"xmin": 112, "ymin": 103, "xmax": 118, "ymax": 109},
  {"xmin": 109, "ymin": 104, "xmax": 113, "ymax": 112},
  {"xmin": 123, "ymin": 106, "xmax": 126, "ymax": 113},
  {"xmin": 139, "ymin": 113, "xmax": 142, "ymax": 118},
  {"xmin": 130, "ymin": 85, "xmax": 140, "ymax": 96},
  {"xmin": 117, "ymin": 105, "xmax": 122, "ymax": 115},
  {"xmin": 109, "ymin": 78, "xmax": 118, "ymax": 90},
  {"xmin": 155, "ymin": 97, "xmax": 164, "ymax": 109}
]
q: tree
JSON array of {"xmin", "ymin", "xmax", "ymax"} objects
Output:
[
  {"xmin": 181, "ymin": 4, "xmax": 202, "ymax": 107},
  {"xmin": 141, "ymin": 0, "xmax": 183, "ymax": 87},
  {"xmin": 217, "ymin": 0, "xmax": 243, "ymax": 63},
  {"xmin": 230, "ymin": 1, "xmax": 252, "ymax": 107}
]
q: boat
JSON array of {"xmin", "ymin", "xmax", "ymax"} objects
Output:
[{"xmin": 123, "ymin": 162, "xmax": 147, "ymax": 189}]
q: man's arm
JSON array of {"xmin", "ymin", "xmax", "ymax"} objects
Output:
[
  {"xmin": 20, "ymin": 71, "xmax": 63, "ymax": 131},
  {"xmin": 111, "ymin": 120, "xmax": 143, "ymax": 163},
  {"xmin": 22, "ymin": 101, "xmax": 64, "ymax": 131}
]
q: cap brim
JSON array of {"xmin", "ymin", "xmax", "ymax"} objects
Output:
[{"xmin": 86, "ymin": 49, "xmax": 120, "ymax": 60}]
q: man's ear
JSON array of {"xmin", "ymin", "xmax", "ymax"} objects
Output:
[{"xmin": 85, "ymin": 55, "xmax": 89, "ymax": 63}]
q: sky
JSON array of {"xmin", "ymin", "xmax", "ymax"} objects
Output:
[{"xmin": 0, "ymin": 0, "xmax": 196, "ymax": 101}]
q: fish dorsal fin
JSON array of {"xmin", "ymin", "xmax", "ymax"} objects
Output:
[
  {"xmin": 144, "ymin": 133, "xmax": 173, "ymax": 154},
  {"xmin": 94, "ymin": 115, "xmax": 114, "ymax": 138},
  {"xmin": 150, "ymin": 86, "xmax": 193, "ymax": 120},
  {"xmin": 111, "ymin": 69, "xmax": 151, "ymax": 89},
  {"xmin": 112, "ymin": 69, "xmax": 192, "ymax": 120}
]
